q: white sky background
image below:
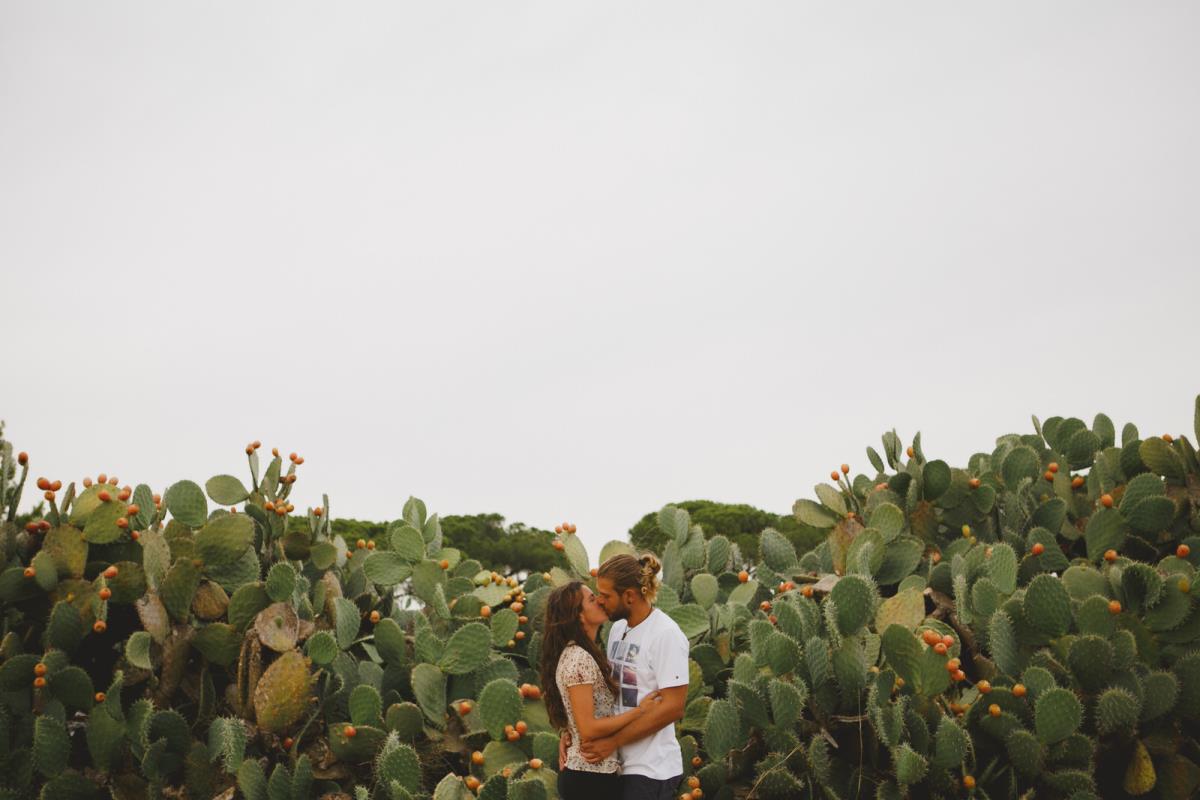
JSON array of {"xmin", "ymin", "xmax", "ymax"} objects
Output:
[{"xmin": 2, "ymin": 3, "xmax": 1198, "ymax": 564}]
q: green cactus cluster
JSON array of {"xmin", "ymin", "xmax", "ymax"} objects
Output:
[{"xmin": 1, "ymin": 399, "xmax": 1200, "ymax": 799}]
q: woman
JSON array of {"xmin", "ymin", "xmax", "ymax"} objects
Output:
[{"xmin": 539, "ymin": 580, "xmax": 660, "ymax": 800}]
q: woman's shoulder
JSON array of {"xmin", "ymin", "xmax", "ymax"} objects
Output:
[
  {"xmin": 557, "ymin": 643, "xmax": 600, "ymax": 674},
  {"xmin": 559, "ymin": 642, "xmax": 591, "ymax": 661}
]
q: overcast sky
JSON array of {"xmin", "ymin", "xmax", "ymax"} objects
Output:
[{"xmin": 3, "ymin": 3, "xmax": 1198, "ymax": 563}]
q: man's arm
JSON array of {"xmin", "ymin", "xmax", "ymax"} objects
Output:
[{"xmin": 579, "ymin": 684, "xmax": 687, "ymax": 763}]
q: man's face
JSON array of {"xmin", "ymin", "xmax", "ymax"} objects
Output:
[{"xmin": 595, "ymin": 576, "xmax": 632, "ymax": 621}]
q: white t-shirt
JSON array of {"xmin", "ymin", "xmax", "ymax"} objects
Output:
[{"xmin": 605, "ymin": 607, "xmax": 690, "ymax": 780}]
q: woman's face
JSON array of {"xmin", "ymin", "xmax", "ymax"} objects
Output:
[{"xmin": 578, "ymin": 585, "xmax": 610, "ymax": 628}]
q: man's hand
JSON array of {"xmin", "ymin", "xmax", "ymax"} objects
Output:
[
  {"xmin": 559, "ymin": 730, "xmax": 571, "ymax": 767},
  {"xmin": 580, "ymin": 735, "xmax": 617, "ymax": 764}
]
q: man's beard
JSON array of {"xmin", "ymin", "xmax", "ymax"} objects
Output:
[{"xmin": 608, "ymin": 600, "xmax": 631, "ymax": 621}]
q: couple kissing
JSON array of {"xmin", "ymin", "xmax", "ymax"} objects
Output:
[{"xmin": 538, "ymin": 553, "xmax": 691, "ymax": 800}]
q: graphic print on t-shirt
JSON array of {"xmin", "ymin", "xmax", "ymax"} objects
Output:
[{"xmin": 608, "ymin": 639, "xmax": 641, "ymax": 709}]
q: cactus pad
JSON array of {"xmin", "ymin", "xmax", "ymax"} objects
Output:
[
  {"xmin": 377, "ymin": 738, "xmax": 421, "ymax": 793},
  {"xmin": 830, "ymin": 574, "xmax": 875, "ymax": 635},
  {"xmin": 164, "ymin": 480, "xmax": 208, "ymax": 527},
  {"xmin": 252, "ymin": 650, "xmax": 313, "ymax": 734},
  {"xmin": 1094, "ymin": 687, "xmax": 1140, "ymax": 735},
  {"xmin": 437, "ymin": 622, "xmax": 491, "ymax": 675},
  {"xmin": 195, "ymin": 515, "xmax": 254, "ymax": 567},
  {"xmin": 703, "ymin": 698, "xmax": 740, "ymax": 759},
  {"xmin": 478, "ymin": 677, "xmax": 522, "ymax": 739},
  {"xmin": 1023, "ymin": 574, "xmax": 1072, "ymax": 638},
  {"xmin": 1035, "ymin": 688, "xmax": 1083, "ymax": 744},
  {"xmin": 412, "ymin": 663, "xmax": 448, "ymax": 729},
  {"xmin": 931, "ymin": 714, "xmax": 967, "ymax": 768},
  {"xmin": 254, "ymin": 602, "xmax": 300, "ymax": 653},
  {"xmin": 385, "ymin": 702, "xmax": 425, "ymax": 740}
]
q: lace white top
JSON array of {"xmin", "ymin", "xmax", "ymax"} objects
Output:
[{"xmin": 556, "ymin": 643, "xmax": 620, "ymax": 773}]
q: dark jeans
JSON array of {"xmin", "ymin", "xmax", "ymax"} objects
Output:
[
  {"xmin": 557, "ymin": 768, "xmax": 622, "ymax": 800},
  {"xmin": 621, "ymin": 773, "xmax": 684, "ymax": 800}
]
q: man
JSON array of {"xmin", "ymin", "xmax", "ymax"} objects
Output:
[{"xmin": 565, "ymin": 553, "xmax": 691, "ymax": 800}]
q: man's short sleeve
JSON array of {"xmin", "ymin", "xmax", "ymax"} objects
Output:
[{"xmin": 652, "ymin": 615, "xmax": 691, "ymax": 689}]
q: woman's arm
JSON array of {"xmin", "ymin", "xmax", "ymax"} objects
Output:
[
  {"xmin": 565, "ymin": 683, "xmax": 658, "ymax": 740},
  {"xmin": 579, "ymin": 684, "xmax": 687, "ymax": 762}
]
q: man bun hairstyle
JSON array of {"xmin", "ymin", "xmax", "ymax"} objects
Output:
[{"xmin": 598, "ymin": 552, "xmax": 661, "ymax": 605}]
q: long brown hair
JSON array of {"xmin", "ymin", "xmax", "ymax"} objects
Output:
[
  {"xmin": 597, "ymin": 552, "xmax": 662, "ymax": 604},
  {"xmin": 538, "ymin": 581, "xmax": 619, "ymax": 731}
]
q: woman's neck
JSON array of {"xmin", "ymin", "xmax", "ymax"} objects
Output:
[{"xmin": 582, "ymin": 622, "xmax": 599, "ymax": 642}]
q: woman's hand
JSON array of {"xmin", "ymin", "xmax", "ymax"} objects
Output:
[{"xmin": 637, "ymin": 690, "xmax": 662, "ymax": 713}]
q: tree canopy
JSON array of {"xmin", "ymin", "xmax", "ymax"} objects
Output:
[
  {"xmin": 627, "ymin": 499, "xmax": 825, "ymax": 564},
  {"xmin": 325, "ymin": 514, "xmax": 559, "ymax": 574}
]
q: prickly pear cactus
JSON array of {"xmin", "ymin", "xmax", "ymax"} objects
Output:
[{"xmin": 2, "ymin": 399, "xmax": 1200, "ymax": 799}]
